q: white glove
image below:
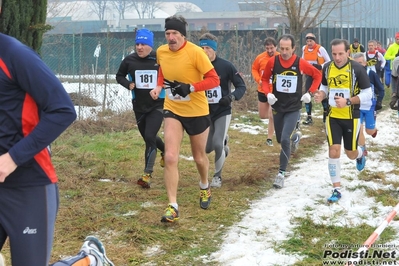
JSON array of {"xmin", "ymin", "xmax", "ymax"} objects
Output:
[
  {"xmin": 301, "ymin": 92, "xmax": 312, "ymax": 103},
  {"xmin": 267, "ymin": 93, "xmax": 278, "ymax": 105}
]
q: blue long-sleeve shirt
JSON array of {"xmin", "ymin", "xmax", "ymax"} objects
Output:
[
  {"xmin": 0, "ymin": 33, "xmax": 77, "ymax": 187},
  {"xmin": 368, "ymin": 68, "xmax": 385, "ymax": 103}
]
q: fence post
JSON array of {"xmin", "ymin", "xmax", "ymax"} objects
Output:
[{"xmin": 78, "ymin": 32, "xmax": 83, "ymax": 120}]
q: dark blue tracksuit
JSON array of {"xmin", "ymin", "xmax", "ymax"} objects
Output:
[{"xmin": 0, "ymin": 33, "xmax": 76, "ymax": 265}]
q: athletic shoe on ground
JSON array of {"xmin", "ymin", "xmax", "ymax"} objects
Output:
[
  {"xmin": 327, "ymin": 189, "xmax": 342, "ymax": 203},
  {"xmin": 200, "ymin": 187, "xmax": 212, "ymax": 209},
  {"xmin": 161, "ymin": 205, "xmax": 179, "ymax": 223},
  {"xmin": 160, "ymin": 153, "xmax": 165, "ymax": 168},
  {"xmin": 356, "ymin": 154, "xmax": 366, "ymax": 171},
  {"xmin": 210, "ymin": 176, "xmax": 222, "ymax": 188},
  {"xmin": 137, "ymin": 173, "xmax": 151, "ymax": 188},
  {"xmin": 302, "ymin": 116, "xmax": 313, "ymax": 125},
  {"xmin": 80, "ymin": 236, "xmax": 115, "ymax": 266},
  {"xmin": 266, "ymin": 138, "xmax": 273, "ymax": 146},
  {"xmin": 273, "ymin": 172, "xmax": 284, "ymax": 189},
  {"xmin": 0, "ymin": 253, "xmax": 5, "ymax": 266},
  {"xmin": 290, "ymin": 131, "xmax": 302, "ymax": 154}
]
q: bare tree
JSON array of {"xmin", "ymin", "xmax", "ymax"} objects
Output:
[
  {"xmin": 131, "ymin": 0, "xmax": 162, "ymax": 19},
  {"xmin": 111, "ymin": 0, "xmax": 132, "ymax": 20},
  {"xmin": 175, "ymin": 3, "xmax": 194, "ymax": 13},
  {"xmin": 47, "ymin": 0, "xmax": 82, "ymax": 23},
  {"xmin": 247, "ymin": 0, "xmax": 359, "ymax": 44},
  {"xmin": 89, "ymin": 0, "xmax": 108, "ymax": 21},
  {"xmin": 146, "ymin": 0, "xmax": 162, "ymax": 19}
]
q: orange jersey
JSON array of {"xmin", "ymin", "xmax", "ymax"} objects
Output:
[
  {"xmin": 303, "ymin": 44, "xmax": 325, "ymax": 65},
  {"xmin": 252, "ymin": 51, "xmax": 280, "ymax": 93},
  {"xmin": 156, "ymin": 41, "xmax": 218, "ymax": 117}
]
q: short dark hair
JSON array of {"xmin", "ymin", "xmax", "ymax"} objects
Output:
[
  {"xmin": 264, "ymin": 37, "xmax": 277, "ymax": 47},
  {"xmin": 199, "ymin": 32, "xmax": 217, "ymax": 42},
  {"xmin": 278, "ymin": 34, "xmax": 295, "ymax": 49},
  {"xmin": 330, "ymin": 39, "xmax": 350, "ymax": 51}
]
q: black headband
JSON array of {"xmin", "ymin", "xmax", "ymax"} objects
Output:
[
  {"xmin": 306, "ymin": 36, "xmax": 316, "ymax": 41},
  {"xmin": 165, "ymin": 19, "xmax": 187, "ymax": 37}
]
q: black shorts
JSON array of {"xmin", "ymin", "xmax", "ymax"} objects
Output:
[
  {"xmin": 164, "ymin": 110, "xmax": 210, "ymax": 135},
  {"xmin": 326, "ymin": 117, "xmax": 360, "ymax": 151},
  {"xmin": 258, "ymin": 91, "xmax": 268, "ymax": 103}
]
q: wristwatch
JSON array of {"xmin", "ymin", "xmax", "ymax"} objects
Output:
[{"xmin": 346, "ymin": 98, "xmax": 352, "ymax": 106}]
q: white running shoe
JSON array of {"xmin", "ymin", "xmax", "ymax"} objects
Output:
[
  {"xmin": 210, "ymin": 176, "xmax": 222, "ymax": 188},
  {"xmin": 80, "ymin": 236, "xmax": 114, "ymax": 266},
  {"xmin": 0, "ymin": 253, "xmax": 5, "ymax": 266},
  {"xmin": 273, "ymin": 173, "xmax": 285, "ymax": 189}
]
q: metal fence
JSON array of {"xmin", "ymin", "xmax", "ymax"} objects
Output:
[{"xmin": 42, "ymin": 26, "xmax": 389, "ymax": 120}]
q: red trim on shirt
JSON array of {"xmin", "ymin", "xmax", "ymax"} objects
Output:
[
  {"xmin": 0, "ymin": 58, "xmax": 12, "ymax": 79},
  {"xmin": 261, "ymin": 55, "xmax": 321, "ymax": 94},
  {"xmin": 157, "ymin": 66, "xmax": 164, "ymax": 87},
  {"xmin": 22, "ymin": 94, "xmax": 58, "ymax": 183},
  {"xmin": 192, "ymin": 68, "xmax": 219, "ymax": 92}
]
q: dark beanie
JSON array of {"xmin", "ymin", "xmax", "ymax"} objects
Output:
[{"xmin": 165, "ymin": 18, "xmax": 187, "ymax": 37}]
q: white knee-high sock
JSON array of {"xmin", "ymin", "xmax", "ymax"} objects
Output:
[{"xmin": 328, "ymin": 158, "xmax": 341, "ymax": 184}]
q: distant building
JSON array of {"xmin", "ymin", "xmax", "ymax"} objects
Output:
[
  {"xmin": 176, "ymin": 11, "xmax": 287, "ymax": 31},
  {"xmin": 46, "ymin": 1, "xmax": 203, "ymax": 34}
]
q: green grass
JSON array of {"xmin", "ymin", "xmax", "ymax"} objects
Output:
[{"xmin": 280, "ymin": 216, "xmax": 397, "ymax": 266}]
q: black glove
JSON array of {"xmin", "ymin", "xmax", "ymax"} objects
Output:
[
  {"xmin": 164, "ymin": 79, "xmax": 191, "ymax": 97},
  {"xmin": 375, "ymin": 101, "xmax": 382, "ymax": 111},
  {"xmin": 219, "ymin": 95, "xmax": 234, "ymax": 106},
  {"xmin": 163, "ymin": 79, "xmax": 177, "ymax": 89},
  {"xmin": 312, "ymin": 63, "xmax": 322, "ymax": 70}
]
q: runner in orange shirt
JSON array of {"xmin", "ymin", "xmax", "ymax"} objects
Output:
[
  {"xmin": 301, "ymin": 33, "xmax": 330, "ymax": 125},
  {"xmin": 252, "ymin": 37, "xmax": 279, "ymax": 146}
]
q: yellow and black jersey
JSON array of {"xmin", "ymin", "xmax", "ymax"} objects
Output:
[
  {"xmin": 349, "ymin": 44, "xmax": 365, "ymax": 56},
  {"xmin": 321, "ymin": 59, "xmax": 370, "ymax": 119}
]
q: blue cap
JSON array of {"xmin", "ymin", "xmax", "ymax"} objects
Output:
[{"xmin": 135, "ymin": 28, "xmax": 154, "ymax": 48}]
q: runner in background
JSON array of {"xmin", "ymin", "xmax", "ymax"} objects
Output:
[
  {"xmin": 116, "ymin": 28, "xmax": 165, "ymax": 189},
  {"xmin": 199, "ymin": 33, "xmax": 247, "ymax": 188},
  {"xmin": 252, "ymin": 37, "xmax": 279, "ymax": 146},
  {"xmin": 301, "ymin": 33, "xmax": 330, "ymax": 125}
]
